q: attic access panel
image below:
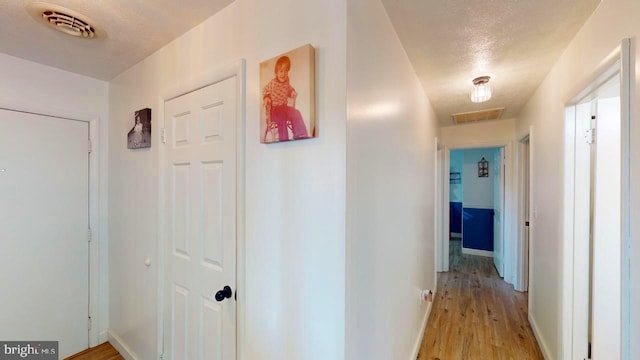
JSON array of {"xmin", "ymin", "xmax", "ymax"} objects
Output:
[{"xmin": 451, "ymin": 107, "xmax": 505, "ymax": 124}]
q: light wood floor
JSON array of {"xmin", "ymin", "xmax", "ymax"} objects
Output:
[
  {"xmin": 65, "ymin": 342, "xmax": 124, "ymax": 360},
  {"xmin": 417, "ymin": 240, "xmax": 543, "ymax": 360}
]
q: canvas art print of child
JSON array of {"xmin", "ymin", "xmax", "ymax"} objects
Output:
[{"xmin": 260, "ymin": 44, "xmax": 315, "ymax": 143}]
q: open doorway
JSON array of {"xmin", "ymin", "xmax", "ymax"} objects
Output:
[
  {"xmin": 448, "ymin": 147, "xmax": 504, "ymax": 273},
  {"xmin": 436, "ymin": 142, "xmax": 518, "ymax": 280},
  {"xmin": 426, "ymin": 143, "xmax": 544, "ymax": 358}
]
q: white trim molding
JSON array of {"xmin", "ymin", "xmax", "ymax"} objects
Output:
[
  {"xmin": 529, "ymin": 313, "xmax": 552, "ymax": 360},
  {"xmin": 619, "ymin": 38, "xmax": 632, "ymax": 360},
  {"xmin": 462, "ymin": 204, "xmax": 494, "ymax": 210},
  {"xmin": 410, "ymin": 294, "xmax": 434, "ymax": 360},
  {"xmin": 87, "ymin": 116, "xmax": 103, "ymax": 347},
  {"xmin": 108, "ymin": 330, "xmax": 140, "ymax": 360},
  {"xmin": 461, "ymin": 247, "xmax": 493, "ymax": 257},
  {"xmin": 516, "ymin": 130, "xmax": 532, "ymax": 293},
  {"xmin": 435, "ymin": 139, "xmax": 451, "ymax": 274}
]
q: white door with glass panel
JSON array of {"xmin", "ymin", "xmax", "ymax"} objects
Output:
[
  {"xmin": 0, "ymin": 109, "xmax": 89, "ymax": 358},
  {"xmin": 164, "ymin": 77, "xmax": 237, "ymax": 360}
]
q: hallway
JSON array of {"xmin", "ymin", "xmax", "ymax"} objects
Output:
[{"xmin": 417, "ymin": 241, "xmax": 543, "ymax": 359}]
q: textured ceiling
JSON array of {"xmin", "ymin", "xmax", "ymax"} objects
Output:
[
  {"xmin": 381, "ymin": 0, "xmax": 602, "ymax": 125},
  {"xmin": 0, "ymin": 0, "xmax": 234, "ymax": 80}
]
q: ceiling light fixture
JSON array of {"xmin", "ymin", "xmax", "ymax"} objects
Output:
[{"xmin": 470, "ymin": 76, "xmax": 492, "ymax": 103}]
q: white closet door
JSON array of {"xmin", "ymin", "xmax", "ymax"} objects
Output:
[{"xmin": 0, "ymin": 109, "xmax": 89, "ymax": 357}]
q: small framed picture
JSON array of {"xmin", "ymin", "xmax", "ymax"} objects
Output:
[
  {"xmin": 260, "ymin": 44, "xmax": 316, "ymax": 143},
  {"xmin": 128, "ymin": 108, "xmax": 151, "ymax": 149},
  {"xmin": 478, "ymin": 157, "xmax": 489, "ymax": 177},
  {"xmin": 450, "ymin": 172, "xmax": 461, "ymax": 184}
]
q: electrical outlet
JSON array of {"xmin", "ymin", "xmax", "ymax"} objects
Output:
[
  {"xmin": 419, "ymin": 289, "xmax": 434, "ymax": 304},
  {"xmin": 425, "ymin": 290, "xmax": 433, "ymax": 302}
]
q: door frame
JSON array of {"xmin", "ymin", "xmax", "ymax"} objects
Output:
[
  {"xmin": 436, "ymin": 140, "xmax": 515, "ymax": 283},
  {"xmin": 434, "ymin": 139, "xmax": 440, "ymax": 276},
  {"xmin": 493, "ymin": 147, "xmax": 506, "ymax": 276},
  {"xmin": 516, "ymin": 130, "xmax": 532, "ymax": 293},
  {"xmin": 157, "ymin": 59, "xmax": 246, "ymax": 360},
  {"xmin": 0, "ymin": 108, "xmax": 102, "ymax": 348},
  {"xmin": 561, "ymin": 39, "xmax": 631, "ymax": 359},
  {"xmin": 435, "ymin": 140, "xmax": 450, "ymax": 274}
]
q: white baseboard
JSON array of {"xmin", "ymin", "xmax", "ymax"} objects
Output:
[
  {"xmin": 461, "ymin": 247, "xmax": 493, "ymax": 257},
  {"xmin": 108, "ymin": 330, "xmax": 140, "ymax": 360},
  {"xmin": 410, "ymin": 297, "xmax": 434, "ymax": 360},
  {"xmin": 98, "ymin": 330, "xmax": 108, "ymax": 344},
  {"xmin": 528, "ymin": 312, "xmax": 552, "ymax": 360}
]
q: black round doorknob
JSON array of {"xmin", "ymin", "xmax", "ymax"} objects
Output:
[{"xmin": 215, "ymin": 286, "xmax": 232, "ymax": 302}]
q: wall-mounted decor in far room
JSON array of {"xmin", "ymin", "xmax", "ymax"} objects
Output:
[
  {"xmin": 128, "ymin": 108, "xmax": 151, "ymax": 149},
  {"xmin": 260, "ymin": 44, "xmax": 316, "ymax": 143},
  {"xmin": 450, "ymin": 172, "xmax": 461, "ymax": 184},
  {"xmin": 478, "ymin": 157, "xmax": 489, "ymax": 177}
]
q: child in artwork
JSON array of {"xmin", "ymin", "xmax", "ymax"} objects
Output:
[
  {"xmin": 132, "ymin": 115, "xmax": 143, "ymax": 147},
  {"xmin": 127, "ymin": 109, "xmax": 151, "ymax": 149},
  {"xmin": 262, "ymin": 56, "xmax": 309, "ymax": 142}
]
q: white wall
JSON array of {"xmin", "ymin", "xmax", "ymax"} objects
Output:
[
  {"xmin": 108, "ymin": 1, "xmax": 346, "ymax": 359},
  {"xmin": 440, "ymin": 118, "xmax": 516, "ymax": 149},
  {"xmin": 462, "ymin": 148, "xmax": 499, "ymax": 208},
  {"xmin": 0, "ymin": 53, "xmax": 108, "ymax": 122},
  {"xmin": 345, "ymin": 0, "xmax": 439, "ymax": 359},
  {"xmin": 516, "ymin": 0, "xmax": 640, "ymax": 357},
  {"xmin": 0, "ymin": 53, "xmax": 110, "ymax": 344}
]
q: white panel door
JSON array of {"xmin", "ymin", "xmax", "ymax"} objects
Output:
[
  {"xmin": 0, "ymin": 110, "xmax": 89, "ymax": 357},
  {"xmin": 164, "ymin": 77, "xmax": 237, "ymax": 360}
]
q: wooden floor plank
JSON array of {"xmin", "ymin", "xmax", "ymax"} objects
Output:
[
  {"xmin": 65, "ymin": 342, "xmax": 124, "ymax": 360},
  {"xmin": 417, "ymin": 241, "xmax": 544, "ymax": 360}
]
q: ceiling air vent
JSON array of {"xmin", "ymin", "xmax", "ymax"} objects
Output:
[
  {"xmin": 26, "ymin": 2, "xmax": 105, "ymax": 39},
  {"xmin": 451, "ymin": 108, "xmax": 505, "ymax": 125}
]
